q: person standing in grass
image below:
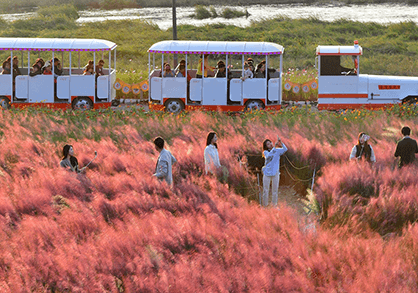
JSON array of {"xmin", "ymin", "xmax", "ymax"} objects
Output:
[
  {"xmin": 394, "ymin": 126, "xmax": 418, "ymax": 168},
  {"xmin": 349, "ymin": 132, "xmax": 376, "ymax": 163},
  {"xmin": 204, "ymin": 132, "xmax": 221, "ymax": 175},
  {"xmin": 153, "ymin": 137, "xmax": 177, "ymax": 185},
  {"xmin": 262, "ymin": 136, "xmax": 288, "ymax": 207},
  {"xmin": 60, "ymin": 144, "xmax": 85, "ymax": 173}
]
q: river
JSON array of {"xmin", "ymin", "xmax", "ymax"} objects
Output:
[{"xmin": 1, "ymin": 3, "xmax": 418, "ymax": 30}]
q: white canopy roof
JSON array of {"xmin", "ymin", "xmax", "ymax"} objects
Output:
[
  {"xmin": 148, "ymin": 40, "xmax": 284, "ymax": 55},
  {"xmin": 316, "ymin": 44, "xmax": 363, "ymax": 56},
  {"xmin": 0, "ymin": 38, "xmax": 117, "ymax": 51}
]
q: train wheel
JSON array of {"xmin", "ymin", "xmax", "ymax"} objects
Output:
[
  {"xmin": 245, "ymin": 100, "xmax": 265, "ymax": 112},
  {"xmin": 164, "ymin": 99, "xmax": 184, "ymax": 114},
  {"xmin": 72, "ymin": 97, "xmax": 93, "ymax": 110},
  {"xmin": 111, "ymin": 99, "xmax": 120, "ymax": 107},
  {"xmin": 0, "ymin": 96, "xmax": 10, "ymax": 110},
  {"xmin": 405, "ymin": 96, "xmax": 418, "ymax": 106}
]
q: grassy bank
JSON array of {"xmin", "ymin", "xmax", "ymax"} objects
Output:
[{"xmin": 1, "ymin": 0, "xmax": 417, "ymax": 12}]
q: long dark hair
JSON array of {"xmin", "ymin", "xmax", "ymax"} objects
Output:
[
  {"xmin": 62, "ymin": 144, "xmax": 72, "ymax": 160},
  {"xmin": 356, "ymin": 132, "xmax": 372, "ymax": 161},
  {"xmin": 62, "ymin": 144, "xmax": 78, "ymax": 168},
  {"xmin": 262, "ymin": 139, "xmax": 272, "ymax": 151},
  {"xmin": 206, "ymin": 132, "xmax": 218, "ymax": 149}
]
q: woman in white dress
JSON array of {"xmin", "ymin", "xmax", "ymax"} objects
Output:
[{"xmin": 204, "ymin": 132, "xmax": 221, "ymax": 175}]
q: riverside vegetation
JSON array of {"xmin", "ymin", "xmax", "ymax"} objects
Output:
[
  {"xmin": 0, "ymin": 106, "xmax": 418, "ymax": 290},
  {"xmin": 1, "ymin": 0, "xmax": 418, "ymax": 12}
]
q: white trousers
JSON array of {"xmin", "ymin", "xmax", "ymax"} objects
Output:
[{"xmin": 263, "ymin": 172, "xmax": 280, "ymax": 206}]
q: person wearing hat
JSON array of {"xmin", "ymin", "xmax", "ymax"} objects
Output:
[{"xmin": 215, "ymin": 61, "xmax": 227, "ymax": 78}]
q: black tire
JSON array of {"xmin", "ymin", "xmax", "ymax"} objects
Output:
[
  {"xmin": 111, "ymin": 99, "xmax": 120, "ymax": 107},
  {"xmin": 164, "ymin": 99, "xmax": 185, "ymax": 114},
  {"xmin": 72, "ymin": 96, "xmax": 93, "ymax": 110},
  {"xmin": 245, "ymin": 99, "xmax": 265, "ymax": 112},
  {"xmin": 403, "ymin": 96, "xmax": 418, "ymax": 106},
  {"xmin": 0, "ymin": 96, "xmax": 10, "ymax": 110}
]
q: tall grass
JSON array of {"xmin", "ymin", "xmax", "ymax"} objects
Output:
[{"xmin": 0, "ymin": 107, "xmax": 418, "ymax": 290}]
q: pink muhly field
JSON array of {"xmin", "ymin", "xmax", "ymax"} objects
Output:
[{"xmin": 0, "ymin": 106, "xmax": 417, "ymax": 292}]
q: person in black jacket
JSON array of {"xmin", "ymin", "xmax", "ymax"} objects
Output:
[{"xmin": 394, "ymin": 126, "xmax": 418, "ymax": 168}]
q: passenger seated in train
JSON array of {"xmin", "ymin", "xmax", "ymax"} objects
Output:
[
  {"xmin": 197, "ymin": 55, "xmax": 215, "ymax": 78},
  {"xmin": 95, "ymin": 59, "xmax": 105, "ymax": 78},
  {"xmin": 42, "ymin": 61, "xmax": 52, "ymax": 75},
  {"xmin": 1, "ymin": 61, "xmax": 11, "ymax": 75},
  {"xmin": 174, "ymin": 59, "xmax": 186, "ymax": 75},
  {"xmin": 162, "ymin": 62, "xmax": 175, "ymax": 77},
  {"xmin": 255, "ymin": 61, "xmax": 276, "ymax": 79},
  {"xmin": 52, "ymin": 58, "xmax": 63, "ymax": 78},
  {"xmin": 34, "ymin": 58, "xmax": 45, "ymax": 73},
  {"xmin": 255, "ymin": 63, "xmax": 265, "ymax": 78},
  {"xmin": 176, "ymin": 64, "xmax": 191, "ymax": 81},
  {"xmin": 12, "ymin": 56, "xmax": 21, "ymax": 77},
  {"xmin": 83, "ymin": 63, "xmax": 94, "ymax": 75},
  {"xmin": 29, "ymin": 64, "xmax": 42, "ymax": 77},
  {"xmin": 242, "ymin": 62, "xmax": 253, "ymax": 80},
  {"xmin": 215, "ymin": 61, "xmax": 226, "ymax": 78},
  {"xmin": 247, "ymin": 58, "xmax": 255, "ymax": 73}
]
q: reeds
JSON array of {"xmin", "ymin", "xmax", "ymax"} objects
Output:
[{"xmin": 0, "ymin": 107, "xmax": 418, "ymax": 290}]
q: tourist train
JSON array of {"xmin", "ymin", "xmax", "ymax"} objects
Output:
[
  {"xmin": 1, "ymin": 37, "xmax": 417, "ymax": 112},
  {"xmin": 0, "ymin": 37, "xmax": 117, "ymax": 110}
]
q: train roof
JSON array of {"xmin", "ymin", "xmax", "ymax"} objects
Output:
[
  {"xmin": 0, "ymin": 38, "xmax": 117, "ymax": 51},
  {"xmin": 316, "ymin": 44, "xmax": 363, "ymax": 56},
  {"xmin": 148, "ymin": 40, "xmax": 284, "ymax": 55}
]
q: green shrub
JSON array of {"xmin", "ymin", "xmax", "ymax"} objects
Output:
[
  {"xmin": 38, "ymin": 4, "xmax": 79, "ymax": 20},
  {"xmin": 191, "ymin": 5, "xmax": 212, "ymax": 19},
  {"xmin": 209, "ymin": 6, "xmax": 217, "ymax": 18},
  {"xmin": 220, "ymin": 8, "xmax": 247, "ymax": 19}
]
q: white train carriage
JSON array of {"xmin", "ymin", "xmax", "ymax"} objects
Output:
[
  {"xmin": 0, "ymin": 37, "xmax": 117, "ymax": 110},
  {"xmin": 317, "ymin": 41, "xmax": 418, "ymax": 110},
  {"xmin": 147, "ymin": 40, "xmax": 284, "ymax": 112}
]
